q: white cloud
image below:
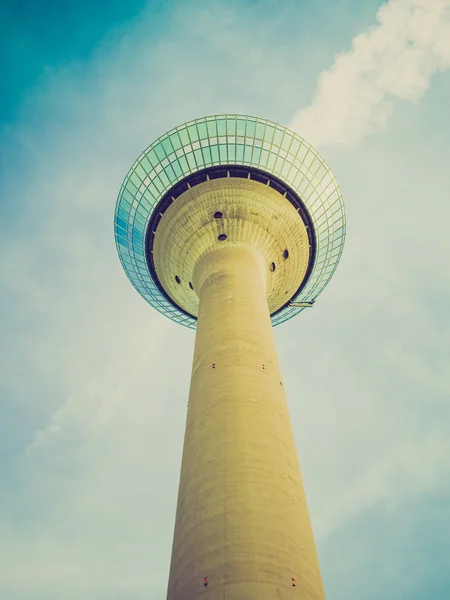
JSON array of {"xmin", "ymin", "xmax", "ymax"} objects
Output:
[
  {"xmin": 290, "ymin": 0, "xmax": 450, "ymax": 148},
  {"xmin": 314, "ymin": 431, "xmax": 450, "ymax": 539}
]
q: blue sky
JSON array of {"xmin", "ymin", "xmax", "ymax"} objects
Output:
[{"xmin": 1, "ymin": 1, "xmax": 449, "ymax": 599}]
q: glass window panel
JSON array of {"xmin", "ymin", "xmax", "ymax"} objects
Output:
[
  {"xmin": 316, "ymin": 212, "xmax": 328, "ymax": 227},
  {"xmin": 126, "ymin": 180, "xmax": 138, "ymax": 195},
  {"xmin": 171, "ymin": 160, "xmax": 183, "ymax": 179},
  {"xmin": 169, "ymin": 131, "xmax": 182, "ymax": 151},
  {"xmin": 158, "ymin": 170, "xmax": 170, "ymax": 188},
  {"xmin": 132, "ymin": 218, "xmax": 145, "ymax": 233},
  {"xmin": 281, "ymin": 133, "xmax": 293, "ymax": 153},
  {"xmin": 178, "ymin": 155, "xmax": 189, "ymax": 173},
  {"xmin": 255, "ymin": 121, "xmax": 265, "ymax": 140},
  {"xmin": 134, "ymin": 206, "xmax": 149, "ymax": 225},
  {"xmin": 266, "ymin": 153, "xmax": 276, "ymax": 171},
  {"xmin": 219, "ymin": 144, "xmax": 227, "ymax": 161},
  {"xmin": 289, "ymin": 138, "xmax": 301, "ymax": 158},
  {"xmin": 259, "ymin": 148, "xmax": 269, "ymax": 168},
  {"xmin": 146, "ymin": 149, "xmax": 159, "ymax": 167},
  {"xmin": 326, "ymin": 189, "xmax": 340, "ymax": 203},
  {"xmin": 273, "ymin": 128, "xmax": 283, "ymax": 147},
  {"xmin": 164, "ymin": 164, "xmax": 176, "ymax": 184},
  {"xmin": 154, "ymin": 143, "xmax": 166, "ymax": 161},
  {"xmin": 187, "ymin": 124, "xmax": 199, "ymax": 143},
  {"xmin": 274, "ymin": 155, "xmax": 284, "ymax": 173},
  {"xmin": 280, "ymin": 161, "xmax": 291, "ymax": 179},
  {"xmin": 207, "ymin": 120, "xmax": 217, "ymax": 137},
  {"xmin": 148, "ymin": 182, "xmax": 161, "ymax": 199},
  {"xmin": 332, "ymin": 226, "xmax": 345, "ymax": 240},
  {"xmin": 186, "ymin": 152, "xmax": 196, "ymax": 170},
  {"xmin": 134, "ymin": 163, "xmax": 147, "ymax": 181},
  {"xmin": 178, "ymin": 128, "xmax": 190, "ymax": 145},
  {"xmin": 246, "ymin": 119, "xmax": 256, "ymax": 138},
  {"xmin": 251, "ymin": 145, "xmax": 261, "ymax": 164},
  {"xmin": 152, "ymin": 176, "xmax": 165, "ymax": 194},
  {"xmin": 197, "ymin": 121, "xmax": 208, "ymax": 139},
  {"xmin": 140, "ymin": 193, "xmax": 153, "ymax": 209},
  {"xmin": 265, "ymin": 125, "xmax": 275, "ymax": 144},
  {"xmin": 308, "ymin": 190, "xmax": 320, "ymax": 206},
  {"xmin": 161, "ymin": 137, "xmax": 174, "ymax": 156},
  {"xmin": 114, "ymin": 222, "xmax": 126, "ymax": 236},
  {"xmin": 217, "ymin": 119, "xmax": 226, "ymax": 136},
  {"xmin": 236, "ymin": 119, "xmax": 246, "ymax": 136},
  {"xmin": 117, "ymin": 207, "xmax": 129, "ymax": 221},
  {"xmin": 194, "ymin": 148, "xmax": 204, "ymax": 166},
  {"xmin": 202, "ymin": 145, "xmax": 212, "ymax": 164},
  {"xmin": 297, "ymin": 177, "xmax": 309, "ymax": 195},
  {"xmin": 120, "ymin": 248, "xmax": 133, "ymax": 261},
  {"xmin": 244, "ymin": 145, "xmax": 253, "ymax": 163},
  {"xmin": 130, "ymin": 171, "xmax": 142, "ymax": 187},
  {"xmin": 315, "ymin": 164, "xmax": 327, "ymax": 182},
  {"xmin": 302, "ymin": 150, "xmax": 314, "ymax": 168},
  {"xmin": 123, "ymin": 189, "xmax": 135, "ymax": 205},
  {"xmin": 226, "ymin": 119, "xmax": 236, "ymax": 135},
  {"xmin": 138, "ymin": 155, "xmax": 152, "ymax": 173},
  {"xmin": 210, "ymin": 145, "xmax": 220, "ymax": 162},
  {"xmin": 119, "ymin": 197, "xmax": 131, "ymax": 211},
  {"xmin": 310, "ymin": 156, "xmax": 322, "ymax": 175},
  {"xmin": 296, "ymin": 144, "xmax": 308, "ymax": 163},
  {"xmin": 121, "ymin": 256, "xmax": 133, "ymax": 268},
  {"xmin": 330, "ymin": 203, "xmax": 344, "ymax": 218},
  {"xmin": 132, "ymin": 228, "xmax": 144, "ymax": 242}
]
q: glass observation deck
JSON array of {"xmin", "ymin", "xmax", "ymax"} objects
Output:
[{"xmin": 114, "ymin": 114, "xmax": 346, "ymax": 328}]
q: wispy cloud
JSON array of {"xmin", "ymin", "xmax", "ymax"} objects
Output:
[{"xmin": 290, "ymin": 0, "xmax": 450, "ymax": 147}]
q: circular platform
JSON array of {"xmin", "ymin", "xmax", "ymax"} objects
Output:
[{"xmin": 114, "ymin": 115, "xmax": 346, "ymax": 328}]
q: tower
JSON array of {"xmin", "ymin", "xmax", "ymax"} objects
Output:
[{"xmin": 114, "ymin": 115, "xmax": 345, "ymax": 600}]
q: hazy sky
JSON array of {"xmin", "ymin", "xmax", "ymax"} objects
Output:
[{"xmin": 1, "ymin": 1, "xmax": 449, "ymax": 599}]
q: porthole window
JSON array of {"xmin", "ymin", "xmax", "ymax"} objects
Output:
[
  {"xmin": 270, "ymin": 262, "xmax": 276, "ymax": 272},
  {"xmin": 218, "ymin": 234, "xmax": 227, "ymax": 241},
  {"xmin": 175, "ymin": 275, "xmax": 181, "ymax": 284},
  {"xmin": 189, "ymin": 282, "xmax": 193, "ymax": 290},
  {"xmin": 214, "ymin": 211, "xmax": 223, "ymax": 219},
  {"xmin": 283, "ymin": 249, "xmax": 289, "ymax": 259}
]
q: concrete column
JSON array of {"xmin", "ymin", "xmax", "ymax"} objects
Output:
[{"xmin": 166, "ymin": 244, "xmax": 325, "ymax": 600}]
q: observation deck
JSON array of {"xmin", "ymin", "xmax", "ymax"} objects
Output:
[{"xmin": 114, "ymin": 114, "xmax": 345, "ymax": 327}]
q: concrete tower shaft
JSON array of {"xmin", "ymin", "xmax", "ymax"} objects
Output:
[{"xmin": 166, "ymin": 243, "xmax": 325, "ymax": 600}]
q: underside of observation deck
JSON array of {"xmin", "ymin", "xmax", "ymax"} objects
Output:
[{"xmin": 146, "ymin": 165, "xmax": 316, "ymax": 321}]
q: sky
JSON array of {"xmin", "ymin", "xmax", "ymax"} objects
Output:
[{"xmin": 1, "ymin": 0, "xmax": 449, "ymax": 598}]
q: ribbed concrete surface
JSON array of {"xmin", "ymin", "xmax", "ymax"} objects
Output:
[
  {"xmin": 165, "ymin": 245, "xmax": 325, "ymax": 600},
  {"xmin": 153, "ymin": 177, "xmax": 310, "ymax": 318}
]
